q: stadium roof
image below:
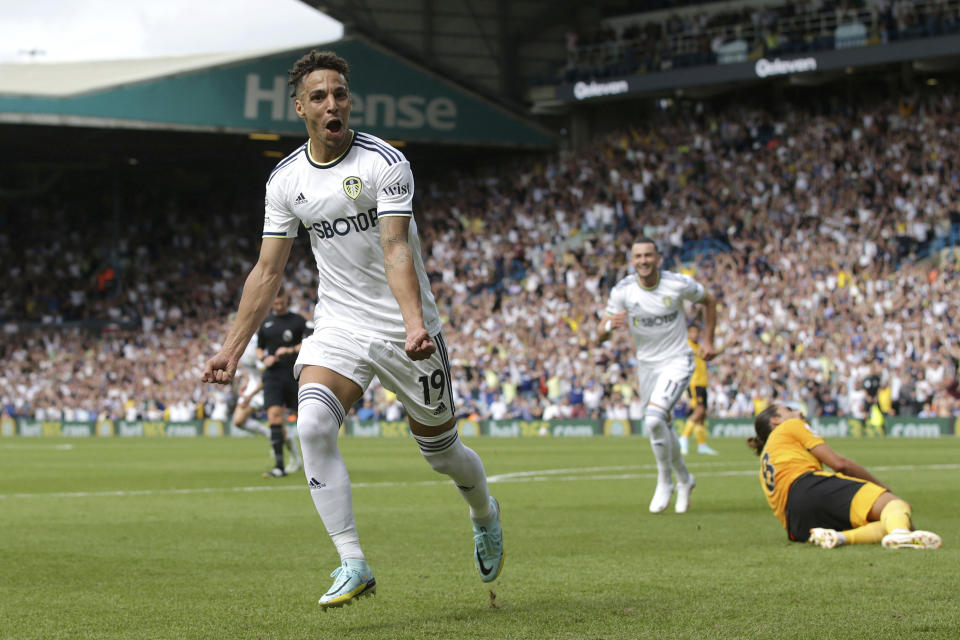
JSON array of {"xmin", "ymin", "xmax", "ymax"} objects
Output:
[
  {"xmin": 0, "ymin": 48, "xmax": 296, "ymax": 98},
  {"xmin": 300, "ymin": 0, "xmax": 590, "ymax": 111},
  {"xmin": 0, "ymin": 37, "xmax": 554, "ymax": 148}
]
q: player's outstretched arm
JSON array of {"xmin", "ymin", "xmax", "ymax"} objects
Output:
[
  {"xmin": 202, "ymin": 237, "xmax": 294, "ymax": 384},
  {"xmin": 379, "ymin": 214, "xmax": 435, "ymax": 360},
  {"xmin": 810, "ymin": 442, "xmax": 889, "ymax": 490}
]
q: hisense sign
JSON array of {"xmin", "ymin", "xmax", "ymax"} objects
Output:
[
  {"xmin": 0, "ymin": 38, "xmax": 553, "ymax": 147},
  {"xmin": 243, "ymin": 74, "xmax": 457, "ymax": 131}
]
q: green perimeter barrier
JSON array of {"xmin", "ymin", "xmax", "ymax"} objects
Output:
[
  {"xmin": 707, "ymin": 416, "xmax": 955, "ymax": 439},
  {"xmin": 2, "ymin": 415, "xmax": 955, "ymax": 437}
]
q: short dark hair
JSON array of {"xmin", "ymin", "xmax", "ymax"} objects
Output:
[
  {"xmin": 632, "ymin": 236, "xmax": 659, "ymax": 253},
  {"xmin": 288, "ymin": 50, "xmax": 350, "ymax": 98}
]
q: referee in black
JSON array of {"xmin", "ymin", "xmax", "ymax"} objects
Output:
[{"xmin": 257, "ymin": 286, "xmax": 309, "ymax": 477}]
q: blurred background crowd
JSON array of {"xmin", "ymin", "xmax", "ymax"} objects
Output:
[
  {"xmin": 549, "ymin": 0, "xmax": 960, "ymax": 84},
  {"xmin": 2, "ymin": 86, "xmax": 959, "ymax": 424}
]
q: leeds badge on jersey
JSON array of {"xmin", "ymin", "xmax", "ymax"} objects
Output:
[{"xmin": 343, "ymin": 176, "xmax": 362, "ymax": 200}]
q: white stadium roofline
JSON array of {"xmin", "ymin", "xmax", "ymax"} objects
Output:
[
  {"xmin": 0, "ymin": 45, "xmax": 308, "ymax": 98},
  {"xmin": 0, "ymin": 36, "xmax": 555, "ymax": 147}
]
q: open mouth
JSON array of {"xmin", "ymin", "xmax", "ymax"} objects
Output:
[{"xmin": 326, "ymin": 119, "xmax": 342, "ymax": 133}]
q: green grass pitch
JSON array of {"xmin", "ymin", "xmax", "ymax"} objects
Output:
[{"xmin": 1, "ymin": 435, "xmax": 957, "ymax": 640}]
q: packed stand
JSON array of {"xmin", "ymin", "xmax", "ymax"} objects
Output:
[
  {"xmin": 550, "ymin": 0, "xmax": 960, "ymax": 84},
  {"xmin": 2, "ymin": 89, "xmax": 959, "ymax": 425}
]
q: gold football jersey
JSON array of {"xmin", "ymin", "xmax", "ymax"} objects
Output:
[{"xmin": 759, "ymin": 418, "xmax": 825, "ymax": 529}]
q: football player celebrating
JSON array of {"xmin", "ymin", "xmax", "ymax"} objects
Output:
[
  {"xmin": 202, "ymin": 50, "xmax": 503, "ymax": 608},
  {"xmin": 596, "ymin": 236, "xmax": 717, "ymax": 514}
]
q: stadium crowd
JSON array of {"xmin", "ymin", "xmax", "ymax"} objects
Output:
[
  {"xmin": 554, "ymin": 0, "xmax": 960, "ymax": 84},
  {"xmin": 2, "ymin": 88, "xmax": 959, "ymax": 425}
]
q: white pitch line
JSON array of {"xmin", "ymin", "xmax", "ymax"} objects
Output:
[
  {"xmin": 1, "ymin": 464, "xmax": 955, "ymax": 500},
  {"xmin": 489, "ymin": 463, "xmax": 960, "ymax": 485},
  {"xmin": 0, "ymin": 480, "xmax": 447, "ymax": 500},
  {"xmin": 486, "ymin": 461, "xmax": 745, "ymax": 481},
  {"xmin": 0, "ymin": 443, "xmax": 74, "ymax": 450}
]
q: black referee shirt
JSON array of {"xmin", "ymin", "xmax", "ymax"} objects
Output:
[{"xmin": 256, "ymin": 312, "xmax": 309, "ymax": 372}]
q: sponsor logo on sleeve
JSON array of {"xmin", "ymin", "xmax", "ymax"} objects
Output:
[{"xmin": 381, "ymin": 181, "xmax": 410, "ymax": 196}]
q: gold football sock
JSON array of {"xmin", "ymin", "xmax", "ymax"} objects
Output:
[
  {"xmin": 681, "ymin": 419, "xmax": 695, "ymax": 439},
  {"xmin": 694, "ymin": 423, "xmax": 708, "ymax": 445},
  {"xmin": 841, "ymin": 521, "xmax": 885, "ymax": 545},
  {"xmin": 880, "ymin": 499, "xmax": 913, "ymax": 533}
]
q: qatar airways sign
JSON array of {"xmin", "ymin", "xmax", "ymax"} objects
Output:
[{"xmin": 754, "ymin": 56, "xmax": 818, "ymax": 78}]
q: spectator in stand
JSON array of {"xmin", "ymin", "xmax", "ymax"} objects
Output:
[{"xmin": 354, "ymin": 398, "xmax": 376, "ymax": 421}]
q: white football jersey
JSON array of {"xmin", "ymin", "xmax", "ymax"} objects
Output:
[
  {"xmin": 604, "ymin": 270, "xmax": 704, "ymax": 363},
  {"xmin": 263, "ymin": 131, "xmax": 441, "ymax": 342}
]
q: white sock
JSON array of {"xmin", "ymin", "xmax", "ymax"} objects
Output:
[
  {"xmin": 414, "ymin": 426, "xmax": 493, "ymax": 521},
  {"xmin": 644, "ymin": 407, "xmax": 675, "ymax": 486},
  {"xmin": 238, "ymin": 418, "xmax": 270, "ymax": 438},
  {"xmin": 667, "ymin": 428, "xmax": 691, "ymax": 484},
  {"xmin": 298, "ymin": 383, "xmax": 363, "ymax": 562}
]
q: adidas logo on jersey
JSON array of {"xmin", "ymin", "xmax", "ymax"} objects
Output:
[
  {"xmin": 294, "ymin": 192, "xmax": 308, "ymax": 205},
  {"xmin": 433, "ymin": 402, "xmax": 448, "ymax": 416}
]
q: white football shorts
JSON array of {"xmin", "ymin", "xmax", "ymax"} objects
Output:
[
  {"xmin": 294, "ymin": 326, "xmax": 457, "ymax": 426},
  {"xmin": 241, "ymin": 376, "xmax": 265, "ymax": 411},
  {"xmin": 633, "ymin": 352, "xmax": 696, "ymax": 414}
]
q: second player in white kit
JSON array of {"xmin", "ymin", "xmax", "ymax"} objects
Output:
[{"xmin": 597, "ymin": 237, "xmax": 717, "ymax": 514}]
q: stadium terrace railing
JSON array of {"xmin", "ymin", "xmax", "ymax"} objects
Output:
[{"xmin": 546, "ymin": 0, "xmax": 960, "ymax": 85}]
